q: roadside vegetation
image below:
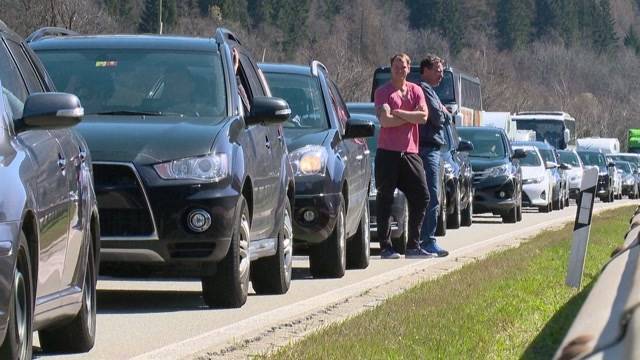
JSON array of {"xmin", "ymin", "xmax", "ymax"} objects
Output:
[{"xmin": 264, "ymin": 206, "xmax": 636, "ymax": 359}]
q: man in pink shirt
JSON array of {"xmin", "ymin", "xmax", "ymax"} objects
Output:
[{"xmin": 374, "ymin": 53, "xmax": 432, "ymax": 259}]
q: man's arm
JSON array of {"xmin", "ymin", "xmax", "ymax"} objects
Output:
[
  {"xmin": 423, "ymin": 85, "xmax": 445, "ymax": 130},
  {"xmin": 391, "ymin": 105, "xmax": 428, "ymax": 124},
  {"xmin": 377, "ymin": 104, "xmax": 408, "ymax": 128}
]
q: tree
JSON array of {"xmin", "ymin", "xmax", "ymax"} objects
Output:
[
  {"xmin": 624, "ymin": 25, "xmax": 640, "ymax": 54},
  {"xmin": 441, "ymin": 0, "xmax": 464, "ymax": 55},
  {"xmin": 497, "ymin": 0, "xmax": 533, "ymax": 50},
  {"xmin": 104, "ymin": 0, "xmax": 133, "ymax": 19},
  {"xmin": 138, "ymin": 0, "xmax": 177, "ymax": 34},
  {"xmin": 591, "ymin": 0, "xmax": 618, "ymax": 53}
]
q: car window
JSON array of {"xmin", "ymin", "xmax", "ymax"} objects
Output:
[
  {"xmin": 458, "ymin": 129, "xmax": 506, "ymax": 159},
  {"xmin": 559, "ymin": 151, "xmax": 581, "ymax": 167},
  {"xmin": 36, "ymin": 48, "xmax": 227, "ymax": 119},
  {"xmin": 0, "ymin": 41, "xmax": 27, "ymax": 120},
  {"xmin": 264, "ymin": 72, "xmax": 329, "ymax": 130},
  {"xmin": 519, "ymin": 150, "xmax": 542, "ymax": 166},
  {"xmin": 327, "ymin": 79, "xmax": 348, "ymax": 130},
  {"xmin": 6, "ymin": 39, "xmax": 44, "ymax": 93},
  {"xmin": 239, "ymin": 52, "xmax": 265, "ymax": 98}
]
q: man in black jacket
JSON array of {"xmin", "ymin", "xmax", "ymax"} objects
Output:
[{"xmin": 418, "ymin": 55, "xmax": 450, "ymax": 257}]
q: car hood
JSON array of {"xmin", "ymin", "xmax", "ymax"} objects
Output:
[
  {"xmin": 468, "ymin": 157, "xmax": 508, "ymax": 172},
  {"xmin": 521, "ymin": 166, "xmax": 544, "ymax": 179},
  {"xmin": 284, "ymin": 129, "xmax": 331, "ymax": 151},
  {"xmin": 75, "ymin": 115, "xmax": 227, "ymax": 164}
]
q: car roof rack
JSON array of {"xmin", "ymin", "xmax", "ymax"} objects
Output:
[
  {"xmin": 516, "ymin": 111, "xmax": 568, "ymax": 116},
  {"xmin": 25, "ymin": 27, "xmax": 79, "ymax": 43},
  {"xmin": 311, "ymin": 60, "xmax": 328, "ymax": 76},
  {"xmin": 215, "ymin": 28, "xmax": 242, "ymax": 46}
]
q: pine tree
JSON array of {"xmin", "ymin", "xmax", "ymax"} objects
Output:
[
  {"xmin": 592, "ymin": 0, "xmax": 618, "ymax": 53},
  {"xmin": 441, "ymin": 0, "xmax": 464, "ymax": 55},
  {"xmin": 104, "ymin": 0, "xmax": 133, "ymax": 18},
  {"xmin": 406, "ymin": 0, "xmax": 443, "ymax": 31},
  {"xmin": 138, "ymin": 0, "xmax": 177, "ymax": 34},
  {"xmin": 624, "ymin": 25, "xmax": 640, "ymax": 54},
  {"xmin": 497, "ymin": 0, "xmax": 533, "ymax": 50}
]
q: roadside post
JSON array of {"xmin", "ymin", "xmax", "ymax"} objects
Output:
[{"xmin": 566, "ymin": 166, "xmax": 599, "ymax": 288}]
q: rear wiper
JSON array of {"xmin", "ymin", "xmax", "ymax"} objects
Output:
[{"xmin": 93, "ymin": 110, "xmax": 163, "ymax": 116}]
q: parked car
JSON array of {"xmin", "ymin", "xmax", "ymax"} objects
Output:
[
  {"xmin": 260, "ymin": 62, "xmax": 374, "ymax": 277},
  {"xmin": 614, "ymin": 160, "xmax": 638, "ymax": 199},
  {"xmin": 0, "ymin": 21, "xmax": 99, "ymax": 358},
  {"xmin": 441, "ymin": 118, "xmax": 474, "ymax": 229},
  {"xmin": 606, "ymin": 155, "xmax": 624, "ymax": 200},
  {"xmin": 609, "ymin": 153, "xmax": 640, "ymax": 169},
  {"xmin": 31, "ymin": 28, "xmax": 295, "ymax": 308},
  {"xmin": 512, "ymin": 145, "xmax": 553, "ymax": 212},
  {"xmin": 577, "ymin": 150, "xmax": 615, "ymax": 202},
  {"xmin": 513, "ymin": 141, "xmax": 570, "ymax": 210},
  {"xmin": 457, "ymin": 127, "xmax": 526, "ymax": 223},
  {"xmin": 558, "ymin": 149, "xmax": 584, "ymax": 199}
]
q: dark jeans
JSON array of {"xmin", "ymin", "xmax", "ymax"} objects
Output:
[
  {"xmin": 419, "ymin": 145, "xmax": 442, "ymax": 243},
  {"xmin": 375, "ymin": 149, "xmax": 429, "ymax": 251}
]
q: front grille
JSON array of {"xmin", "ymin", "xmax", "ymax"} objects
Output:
[
  {"xmin": 168, "ymin": 242, "xmax": 215, "ymax": 258},
  {"xmin": 93, "ymin": 163, "xmax": 156, "ymax": 238},
  {"xmin": 473, "ymin": 170, "xmax": 489, "ymax": 184}
]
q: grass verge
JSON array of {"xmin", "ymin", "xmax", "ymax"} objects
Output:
[{"xmin": 265, "ymin": 205, "xmax": 637, "ymax": 360}]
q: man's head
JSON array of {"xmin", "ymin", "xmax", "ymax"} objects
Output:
[
  {"xmin": 390, "ymin": 53, "xmax": 411, "ymax": 83},
  {"xmin": 420, "ymin": 55, "xmax": 444, "ymax": 86}
]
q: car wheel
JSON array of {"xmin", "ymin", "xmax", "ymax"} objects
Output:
[
  {"xmin": 0, "ymin": 232, "xmax": 33, "ymax": 360},
  {"xmin": 435, "ymin": 186, "xmax": 447, "ymax": 237},
  {"xmin": 461, "ymin": 188, "xmax": 473, "ymax": 227},
  {"xmin": 516, "ymin": 195, "xmax": 523, "ymax": 222},
  {"xmin": 309, "ymin": 198, "xmax": 346, "ymax": 278},
  {"xmin": 391, "ymin": 202, "xmax": 409, "ymax": 254},
  {"xmin": 447, "ymin": 186, "xmax": 461, "ymax": 229},
  {"xmin": 202, "ymin": 196, "xmax": 250, "ymax": 308},
  {"xmin": 502, "ymin": 205, "xmax": 518, "ymax": 223},
  {"xmin": 251, "ymin": 199, "xmax": 293, "ymax": 295},
  {"xmin": 347, "ymin": 200, "xmax": 370, "ymax": 269},
  {"xmin": 552, "ymin": 188, "xmax": 561, "ymax": 210},
  {"xmin": 39, "ymin": 232, "xmax": 97, "ymax": 353}
]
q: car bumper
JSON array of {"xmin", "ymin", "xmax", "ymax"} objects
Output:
[
  {"xmin": 473, "ymin": 176, "xmax": 518, "ymax": 213},
  {"xmin": 622, "ymin": 184, "xmax": 636, "ymax": 195},
  {"xmin": 522, "ymin": 183, "xmax": 549, "ymax": 206},
  {"xmin": 368, "ymin": 191, "xmax": 407, "ymax": 239},
  {"xmin": 0, "ymin": 221, "xmax": 20, "ymax": 342},
  {"xmin": 291, "ymin": 193, "xmax": 342, "ymax": 245}
]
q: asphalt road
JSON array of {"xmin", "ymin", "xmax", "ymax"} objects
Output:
[{"xmin": 34, "ymin": 199, "xmax": 637, "ymax": 359}]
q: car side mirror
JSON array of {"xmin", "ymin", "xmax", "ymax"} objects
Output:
[
  {"xmin": 545, "ymin": 161, "xmax": 559, "ymax": 169},
  {"xmin": 559, "ymin": 163, "xmax": 572, "ymax": 170},
  {"xmin": 513, "ymin": 148, "xmax": 527, "ymax": 159},
  {"xmin": 457, "ymin": 139, "xmax": 474, "ymax": 152},
  {"xmin": 607, "ymin": 161, "xmax": 616, "ymax": 168},
  {"xmin": 344, "ymin": 116, "xmax": 375, "ymax": 139},
  {"xmin": 15, "ymin": 92, "xmax": 83, "ymax": 133},
  {"xmin": 246, "ymin": 96, "xmax": 290, "ymax": 125}
]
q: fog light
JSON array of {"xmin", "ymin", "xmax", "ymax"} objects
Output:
[
  {"xmin": 303, "ymin": 210, "xmax": 316, "ymax": 222},
  {"xmin": 499, "ymin": 191, "xmax": 506, "ymax": 198},
  {"xmin": 187, "ymin": 209, "xmax": 211, "ymax": 233}
]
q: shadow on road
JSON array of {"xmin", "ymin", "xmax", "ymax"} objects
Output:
[{"xmin": 97, "ymin": 289, "xmax": 209, "ymax": 314}]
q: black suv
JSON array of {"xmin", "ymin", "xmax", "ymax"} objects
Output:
[
  {"xmin": 260, "ymin": 62, "xmax": 374, "ymax": 278},
  {"xmin": 458, "ymin": 127, "xmax": 526, "ymax": 223},
  {"xmin": 31, "ymin": 28, "xmax": 295, "ymax": 308},
  {"xmin": 577, "ymin": 150, "xmax": 616, "ymax": 202},
  {"xmin": 1, "ymin": 21, "xmax": 99, "ymax": 358}
]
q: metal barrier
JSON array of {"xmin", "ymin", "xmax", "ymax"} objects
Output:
[{"xmin": 555, "ymin": 206, "xmax": 640, "ymax": 360}]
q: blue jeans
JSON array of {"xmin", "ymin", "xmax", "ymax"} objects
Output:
[{"xmin": 419, "ymin": 145, "xmax": 441, "ymax": 243}]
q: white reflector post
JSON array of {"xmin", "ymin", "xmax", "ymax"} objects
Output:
[{"xmin": 566, "ymin": 166, "xmax": 599, "ymax": 288}]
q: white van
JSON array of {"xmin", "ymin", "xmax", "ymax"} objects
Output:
[{"xmin": 576, "ymin": 137, "xmax": 621, "ymax": 154}]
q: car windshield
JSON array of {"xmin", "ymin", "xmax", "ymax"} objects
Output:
[
  {"xmin": 36, "ymin": 49, "xmax": 227, "ymax": 118},
  {"xmin": 611, "ymin": 154, "xmax": 640, "ymax": 167},
  {"xmin": 559, "ymin": 151, "xmax": 581, "ymax": 167},
  {"xmin": 263, "ymin": 72, "xmax": 329, "ymax": 131},
  {"xmin": 537, "ymin": 148, "xmax": 556, "ymax": 163},
  {"xmin": 458, "ymin": 129, "xmax": 506, "ymax": 159},
  {"xmin": 514, "ymin": 119, "xmax": 564, "ymax": 149},
  {"xmin": 616, "ymin": 161, "xmax": 632, "ymax": 173},
  {"xmin": 578, "ymin": 152, "xmax": 606, "ymax": 167},
  {"xmin": 518, "ymin": 149, "xmax": 541, "ymax": 166}
]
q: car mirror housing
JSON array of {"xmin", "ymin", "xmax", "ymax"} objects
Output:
[
  {"xmin": 15, "ymin": 92, "xmax": 83, "ymax": 133},
  {"xmin": 513, "ymin": 148, "xmax": 527, "ymax": 159},
  {"xmin": 607, "ymin": 161, "xmax": 616, "ymax": 168},
  {"xmin": 246, "ymin": 96, "xmax": 290, "ymax": 125},
  {"xmin": 344, "ymin": 117, "xmax": 375, "ymax": 139},
  {"xmin": 545, "ymin": 161, "xmax": 559, "ymax": 169},
  {"xmin": 457, "ymin": 139, "xmax": 474, "ymax": 152}
]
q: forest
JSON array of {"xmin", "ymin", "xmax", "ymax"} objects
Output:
[{"xmin": 3, "ymin": 0, "xmax": 640, "ymax": 146}]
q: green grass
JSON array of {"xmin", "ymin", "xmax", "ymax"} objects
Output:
[{"xmin": 265, "ymin": 206, "xmax": 637, "ymax": 360}]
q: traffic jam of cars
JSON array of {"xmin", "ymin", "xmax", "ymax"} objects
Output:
[{"xmin": 1, "ymin": 22, "xmax": 639, "ymax": 357}]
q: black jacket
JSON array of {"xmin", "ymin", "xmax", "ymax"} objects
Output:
[{"xmin": 419, "ymin": 81, "xmax": 449, "ymax": 147}]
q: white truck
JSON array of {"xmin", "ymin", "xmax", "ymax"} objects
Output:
[
  {"xmin": 576, "ymin": 137, "xmax": 621, "ymax": 154},
  {"xmin": 480, "ymin": 111, "xmax": 517, "ymax": 139}
]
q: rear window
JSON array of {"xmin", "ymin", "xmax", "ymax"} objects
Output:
[{"xmin": 36, "ymin": 48, "xmax": 227, "ymax": 118}]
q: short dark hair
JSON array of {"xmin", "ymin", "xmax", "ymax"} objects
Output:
[
  {"xmin": 390, "ymin": 53, "xmax": 411, "ymax": 67},
  {"xmin": 420, "ymin": 55, "xmax": 444, "ymax": 74}
]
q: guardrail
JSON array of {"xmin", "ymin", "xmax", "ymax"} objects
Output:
[{"xmin": 554, "ymin": 206, "xmax": 640, "ymax": 360}]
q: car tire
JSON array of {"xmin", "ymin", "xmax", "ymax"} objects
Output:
[
  {"xmin": 0, "ymin": 232, "xmax": 33, "ymax": 360},
  {"xmin": 391, "ymin": 202, "xmax": 409, "ymax": 254},
  {"xmin": 435, "ymin": 186, "xmax": 447, "ymax": 237},
  {"xmin": 202, "ymin": 196, "xmax": 250, "ymax": 308},
  {"xmin": 347, "ymin": 200, "xmax": 370, "ymax": 269},
  {"xmin": 502, "ymin": 206, "xmax": 518, "ymax": 223},
  {"xmin": 447, "ymin": 186, "xmax": 461, "ymax": 229},
  {"xmin": 251, "ymin": 200, "xmax": 293, "ymax": 295},
  {"xmin": 309, "ymin": 198, "xmax": 346, "ymax": 278},
  {"xmin": 461, "ymin": 188, "xmax": 473, "ymax": 227},
  {"xmin": 39, "ymin": 233, "xmax": 97, "ymax": 353},
  {"xmin": 552, "ymin": 189, "xmax": 561, "ymax": 210},
  {"xmin": 516, "ymin": 195, "xmax": 523, "ymax": 222}
]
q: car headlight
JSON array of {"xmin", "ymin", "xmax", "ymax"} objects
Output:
[
  {"xmin": 290, "ymin": 145, "xmax": 328, "ymax": 176},
  {"xmin": 524, "ymin": 176, "xmax": 544, "ymax": 184},
  {"xmin": 487, "ymin": 164, "xmax": 509, "ymax": 177},
  {"xmin": 154, "ymin": 154, "xmax": 228, "ymax": 181},
  {"xmin": 444, "ymin": 163, "xmax": 453, "ymax": 175},
  {"xmin": 625, "ymin": 175, "xmax": 635, "ymax": 185}
]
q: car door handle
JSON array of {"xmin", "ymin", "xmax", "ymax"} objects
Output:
[{"xmin": 57, "ymin": 153, "xmax": 66, "ymax": 171}]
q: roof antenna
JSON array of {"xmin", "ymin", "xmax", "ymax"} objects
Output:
[{"xmin": 261, "ymin": 48, "xmax": 266, "ymax": 62}]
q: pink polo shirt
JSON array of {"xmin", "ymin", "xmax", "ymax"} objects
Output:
[{"xmin": 374, "ymin": 82, "xmax": 426, "ymax": 154}]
